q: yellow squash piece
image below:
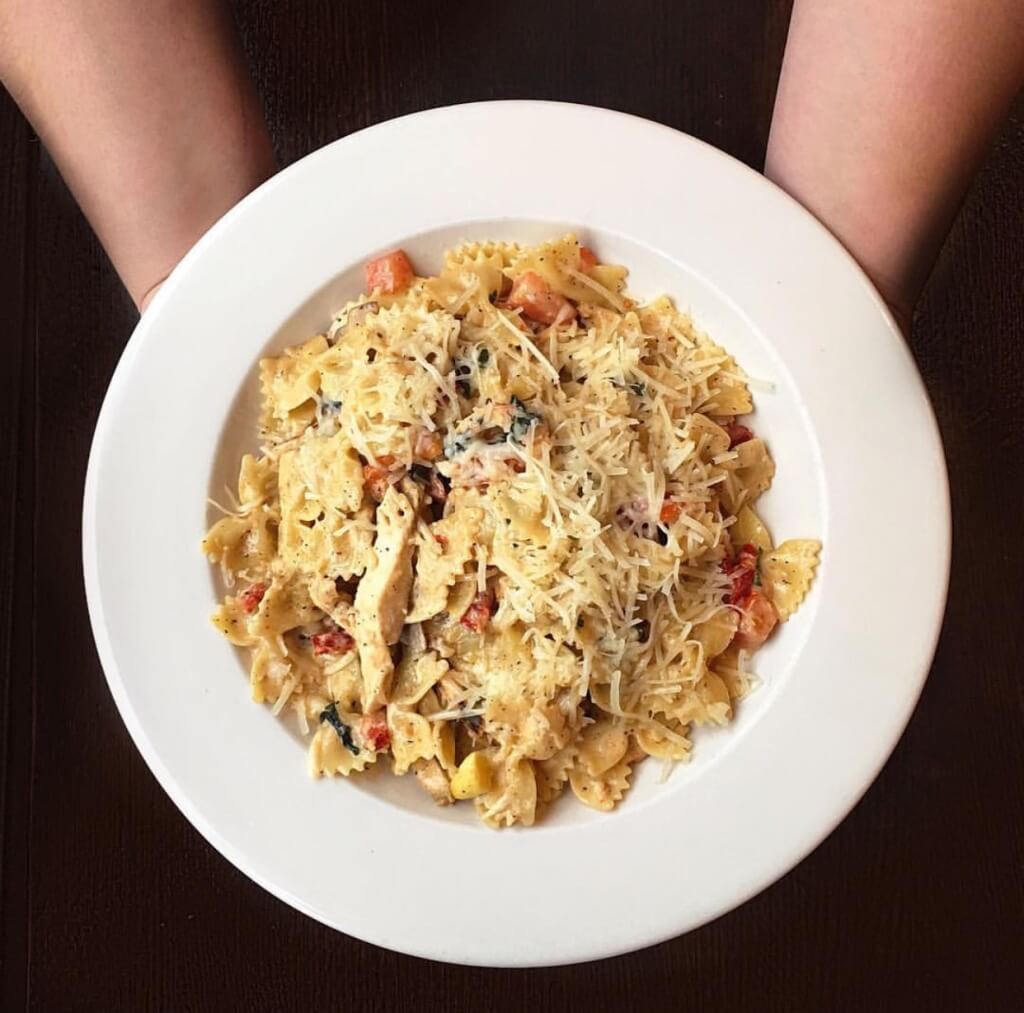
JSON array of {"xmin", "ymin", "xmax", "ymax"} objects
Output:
[{"xmin": 451, "ymin": 750, "xmax": 495, "ymax": 800}]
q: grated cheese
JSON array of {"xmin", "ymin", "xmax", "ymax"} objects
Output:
[{"xmin": 204, "ymin": 233, "xmax": 820, "ymax": 829}]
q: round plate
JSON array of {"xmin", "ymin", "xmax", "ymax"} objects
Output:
[{"xmin": 83, "ymin": 101, "xmax": 950, "ymax": 967}]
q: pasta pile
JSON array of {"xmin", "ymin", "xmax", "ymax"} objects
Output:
[{"xmin": 203, "ymin": 236, "xmax": 820, "ymax": 827}]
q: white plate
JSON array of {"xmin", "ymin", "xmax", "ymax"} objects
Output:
[{"xmin": 83, "ymin": 101, "xmax": 950, "ymax": 967}]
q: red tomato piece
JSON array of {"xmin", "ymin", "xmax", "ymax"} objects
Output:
[
  {"xmin": 734, "ymin": 590, "xmax": 778, "ymax": 649},
  {"xmin": 659, "ymin": 500, "xmax": 683, "ymax": 524},
  {"xmin": 363, "ymin": 454, "xmax": 396, "ymax": 501},
  {"xmin": 724, "ymin": 421, "xmax": 753, "ymax": 449},
  {"xmin": 507, "ymin": 271, "xmax": 575, "ymax": 325},
  {"xmin": 364, "ymin": 249, "xmax": 414, "ymax": 294},
  {"xmin": 578, "ymin": 246, "xmax": 598, "ymax": 272},
  {"xmin": 460, "ymin": 592, "xmax": 494, "ymax": 633},
  {"xmin": 414, "ymin": 429, "xmax": 444, "ymax": 461},
  {"xmin": 239, "ymin": 582, "xmax": 267, "ymax": 614},
  {"xmin": 721, "ymin": 543, "xmax": 758, "ymax": 606},
  {"xmin": 363, "ymin": 466, "xmax": 389, "ymax": 501},
  {"xmin": 359, "ymin": 710, "xmax": 391, "ymax": 751},
  {"xmin": 311, "ymin": 627, "xmax": 355, "ymax": 656}
]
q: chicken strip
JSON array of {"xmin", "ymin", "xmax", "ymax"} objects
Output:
[{"xmin": 355, "ymin": 484, "xmax": 418, "ymax": 710}]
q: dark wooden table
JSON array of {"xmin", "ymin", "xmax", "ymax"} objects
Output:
[{"xmin": 2, "ymin": 2, "xmax": 1022, "ymax": 1010}]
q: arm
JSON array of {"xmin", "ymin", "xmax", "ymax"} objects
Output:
[
  {"xmin": 766, "ymin": 0, "xmax": 1024, "ymax": 329},
  {"xmin": 0, "ymin": 0, "xmax": 275, "ymax": 310}
]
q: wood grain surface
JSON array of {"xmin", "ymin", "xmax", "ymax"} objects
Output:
[{"xmin": 2, "ymin": 2, "xmax": 1022, "ymax": 1010}]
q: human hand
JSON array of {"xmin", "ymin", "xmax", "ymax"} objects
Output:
[
  {"xmin": 0, "ymin": 0, "xmax": 275, "ymax": 313},
  {"xmin": 766, "ymin": 0, "xmax": 1024, "ymax": 337}
]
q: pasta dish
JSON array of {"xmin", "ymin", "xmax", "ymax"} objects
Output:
[{"xmin": 202, "ymin": 236, "xmax": 820, "ymax": 827}]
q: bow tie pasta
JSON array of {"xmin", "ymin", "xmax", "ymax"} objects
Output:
[{"xmin": 202, "ymin": 236, "xmax": 821, "ymax": 828}]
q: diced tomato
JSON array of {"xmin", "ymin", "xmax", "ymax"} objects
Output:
[
  {"xmin": 363, "ymin": 454, "xmax": 396, "ymax": 501},
  {"xmin": 364, "ymin": 249, "xmax": 414, "ymax": 294},
  {"xmin": 578, "ymin": 246, "xmax": 598, "ymax": 272},
  {"xmin": 460, "ymin": 592, "xmax": 494, "ymax": 633},
  {"xmin": 434, "ymin": 532, "xmax": 449, "ymax": 549},
  {"xmin": 414, "ymin": 429, "xmax": 444, "ymax": 461},
  {"xmin": 724, "ymin": 421, "xmax": 753, "ymax": 449},
  {"xmin": 507, "ymin": 271, "xmax": 575, "ymax": 325},
  {"xmin": 311, "ymin": 627, "xmax": 355, "ymax": 656},
  {"xmin": 721, "ymin": 543, "xmax": 758, "ymax": 606},
  {"xmin": 734, "ymin": 590, "xmax": 778, "ymax": 649},
  {"xmin": 239, "ymin": 582, "xmax": 267, "ymax": 614},
  {"xmin": 659, "ymin": 500, "xmax": 683, "ymax": 524},
  {"xmin": 720, "ymin": 545, "xmax": 776, "ymax": 648},
  {"xmin": 363, "ymin": 466, "xmax": 389, "ymax": 501},
  {"xmin": 359, "ymin": 710, "xmax": 391, "ymax": 752}
]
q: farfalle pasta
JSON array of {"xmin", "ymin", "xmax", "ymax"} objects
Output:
[{"xmin": 203, "ymin": 235, "xmax": 820, "ymax": 828}]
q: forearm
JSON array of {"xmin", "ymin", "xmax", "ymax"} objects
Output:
[
  {"xmin": 0, "ymin": 0, "xmax": 275, "ymax": 308},
  {"xmin": 766, "ymin": 0, "xmax": 1024, "ymax": 325}
]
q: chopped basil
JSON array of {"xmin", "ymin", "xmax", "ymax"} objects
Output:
[
  {"xmin": 317, "ymin": 398, "xmax": 343, "ymax": 426},
  {"xmin": 319, "ymin": 702, "xmax": 359, "ymax": 755},
  {"xmin": 445, "ymin": 433, "xmax": 472, "ymax": 458},
  {"xmin": 609, "ymin": 378, "xmax": 646, "ymax": 397},
  {"xmin": 508, "ymin": 396, "xmax": 541, "ymax": 445},
  {"xmin": 453, "ymin": 359, "xmax": 474, "ymax": 398}
]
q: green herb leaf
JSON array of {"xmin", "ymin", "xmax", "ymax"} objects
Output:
[
  {"xmin": 444, "ymin": 433, "xmax": 472, "ymax": 459},
  {"xmin": 508, "ymin": 396, "xmax": 541, "ymax": 445},
  {"xmin": 320, "ymin": 702, "xmax": 359, "ymax": 755}
]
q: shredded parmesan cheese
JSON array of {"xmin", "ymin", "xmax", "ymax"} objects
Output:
[{"xmin": 203, "ymin": 233, "xmax": 820, "ymax": 830}]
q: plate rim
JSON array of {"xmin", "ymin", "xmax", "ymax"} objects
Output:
[{"xmin": 83, "ymin": 99, "xmax": 951, "ymax": 967}]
